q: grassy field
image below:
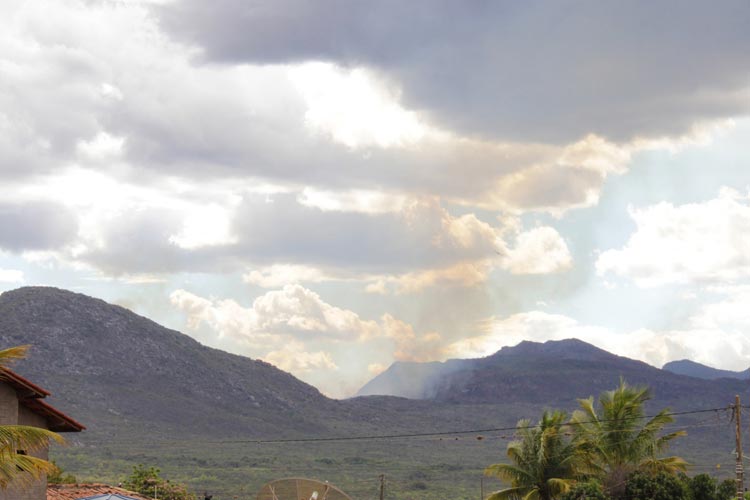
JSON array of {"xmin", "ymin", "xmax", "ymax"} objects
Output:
[{"xmin": 52, "ymin": 410, "xmax": 741, "ymax": 500}]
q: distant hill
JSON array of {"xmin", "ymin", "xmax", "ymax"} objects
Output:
[
  {"xmin": 0, "ymin": 286, "xmax": 341, "ymax": 439},
  {"xmin": 663, "ymin": 359, "xmax": 750, "ymax": 380},
  {"xmin": 0, "ymin": 287, "xmax": 514, "ymax": 440},
  {"xmin": 359, "ymin": 338, "xmax": 747, "ymax": 410}
]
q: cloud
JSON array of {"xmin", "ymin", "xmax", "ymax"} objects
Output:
[
  {"xmin": 159, "ymin": 0, "xmax": 750, "ymax": 143},
  {"xmin": 243, "ymin": 264, "xmax": 337, "ymax": 288},
  {"xmin": 501, "ymin": 226, "xmax": 572, "ymax": 275},
  {"xmin": 263, "ymin": 342, "xmax": 338, "ymax": 373},
  {"xmin": 363, "ymin": 223, "xmax": 572, "ymax": 294},
  {"xmin": 597, "ymin": 188, "xmax": 750, "ymax": 286},
  {"xmin": 289, "ymin": 62, "xmax": 427, "ymax": 148},
  {"xmin": 170, "ymin": 285, "xmax": 444, "ymax": 367},
  {"xmin": 0, "ymin": 202, "xmax": 78, "ymax": 252},
  {"xmin": 171, "ymin": 285, "xmax": 380, "ymax": 342},
  {"xmin": 1, "ymin": 0, "xmax": 670, "ymax": 219},
  {"xmin": 0, "ymin": 268, "xmax": 24, "ymax": 283}
]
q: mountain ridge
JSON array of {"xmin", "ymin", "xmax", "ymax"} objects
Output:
[{"xmin": 663, "ymin": 358, "xmax": 750, "ymax": 380}]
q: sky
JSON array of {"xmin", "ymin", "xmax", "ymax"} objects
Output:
[{"xmin": 1, "ymin": 0, "xmax": 750, "ymax": 398}]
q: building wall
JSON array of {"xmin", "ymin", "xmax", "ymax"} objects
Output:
[
  {"xmin": 0, "ymin": 382, "xmax": 49, "ymax": 500},
  {"xmin": 0, "ymin": 383, "xmax": 18, "ymax": 425}
]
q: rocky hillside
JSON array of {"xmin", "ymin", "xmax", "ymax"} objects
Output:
[
  {"xmin": 359, "ymin": 338, "xmax": 749, "ymax": 411},
  {"xmin": 0, "ymin": 286, "xmax": 342, "ymax": 439}
]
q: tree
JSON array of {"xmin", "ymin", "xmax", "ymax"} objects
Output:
[
  {"xmin": 124, "ymin": 464, "xmax": 196, "ymax": 500},
  {"xmin": 47, "ymin": 460, "xmax": 77, "ymax": 484},
  {"xmin": 717, "ymin": 479, "xmax": 737, "ymax": 500},
  {"xmin": 485, "ymin": 410, "xmax": 582, "ymax": 500},
  {"xmin": 624, "ymin": 471, "xmax": 688, "ymax": 500},
  {"xmin": 561, "ymin": 479, "xmax": 610, "ymax": 500},
  {"xmin": 571, "ymin": 379, "xmax": 686, "ymax": 498},
  {"xmin": 0, "ymin": 345, "xmax": 65, "ymax": 489}
]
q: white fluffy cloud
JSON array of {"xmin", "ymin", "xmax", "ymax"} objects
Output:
[
  {"xmin": 501, "ymin": 226, "xmax": 572, "ymax": 275},
  {"xmin": 264, "ymin": 342, "xmax": 339, "ymax": 373},
  {"xmin": 171, "ymin": 285, "xmax": 380, "ymax": 341},
  {"xmin": 170, "ymin": 285, "xmax": 443, "ymax": 371},
  {"xmin": 597, "ymin": 188, "xmax": 750, "ymax": 286}
]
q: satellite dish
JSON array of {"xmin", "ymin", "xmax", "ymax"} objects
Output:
[{"xmin": 256, "ymin": 478, "xmax": 352, "ymax": 500}]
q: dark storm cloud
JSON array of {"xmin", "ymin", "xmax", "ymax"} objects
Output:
[
  {"xmin": 158, "ymin": 0, "xmax": 750, "ymax": 142},
  {"xmin": 0, "ymin": 202, "xmax": 78, "ymax": 251}
]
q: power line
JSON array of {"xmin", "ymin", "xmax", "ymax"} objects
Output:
[{"xmin": 70, "ymin": 405, "xmax": 731, "ymax": 448}]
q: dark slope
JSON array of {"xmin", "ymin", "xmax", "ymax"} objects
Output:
[
  {"xmin": 663, "ymin": 359, "xmax": 750, "ymax": 380},
  {"xmin": 360, "ymin": 338, "xmax": 748, "ymax": 411},
  {"xmin": 0, "ymin": 286, "xmax": 341, "ymax": 438}
]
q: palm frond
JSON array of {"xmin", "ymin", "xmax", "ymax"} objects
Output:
[{"xmin": 0, "ymin": 346, "xmax": 30, "ymax": 369}]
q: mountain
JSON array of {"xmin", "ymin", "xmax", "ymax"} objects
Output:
[
  {"xmin": 359, "ymin": 338, "xmax": 748, "ymax": 410},
  {"xmin": 1, "ymin": 286, "xmax": 746, "ymax": 498},
  {"xmin": 0, "ymin": 287, "xmax": 507, "ymax": 440},
  {"xmin": 0, "ymin": 286, "xmax": 345, "ymax": 438},
  {"xmin": 663, "ymin": 359, "xmax": 750, "ymax": 380}
]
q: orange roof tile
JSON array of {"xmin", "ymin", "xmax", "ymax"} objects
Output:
[{"xmin": 47, "ymin": 484, "xmax": 151, "ymax": 500}]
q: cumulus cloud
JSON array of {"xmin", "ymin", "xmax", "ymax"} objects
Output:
[
  {"xmin": 170, "ymin": 285, "xmax": 443, "ymax": 368},
  {"xmin": 264, "ymin": 342, "xmax": 338, "ymax": 373},
  {"xmin": 171, "ymin": 285, "xmax": 380, "ymax": 341},
  {"xmin": 159, "ymin": 0, "xmax": 750, "ymax": 143},
  {"xmin": 501, "ymin": 227, "xmax": 572, "ymax": 275},
  {"xmin": 597, "ymin": 188, "xmax": 750, "ymax": 286}
]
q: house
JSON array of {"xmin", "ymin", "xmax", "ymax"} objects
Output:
[
  {"xmin": 0, "ymin": 368, "xmax": 85, "ymax": 500},
  {"xmin": 47, "ymin": 483, "xmax": 150, "ymax": 500}
]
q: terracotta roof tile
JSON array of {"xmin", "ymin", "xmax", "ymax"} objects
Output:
[{"xmin": 47, "ymin": 484, "xmax": 151, "ymax": 500}]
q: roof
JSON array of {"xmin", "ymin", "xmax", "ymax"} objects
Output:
[
  {"xmin": 22, "ymin": 398, "xmax": 86, "ymax": 432},
  {"xmin": 0, "ymin": 367, "xmax": 84, "ymax": 432},
  {"xmin": 0, "ymin": 367, "xmax": 51, "ymax": 398},
  {"xmin": 47, "ymin": 484, "xmax": 151, "ymax": 500},
  {"xmin": 78, "ymin": 495, "xmax": 144, "ymax": 500}
]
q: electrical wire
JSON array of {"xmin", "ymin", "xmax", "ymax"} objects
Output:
[{"xmin": 68, "ymin": 405, "xmax": 734, "ymax": 449}]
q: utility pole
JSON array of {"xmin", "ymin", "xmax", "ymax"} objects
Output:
[
  {"xmin": 735, "ymin": 395, "xmax": 744, "ymax": 500},
  {"xmin": 379, "ymin": 474, "xmax": 385, "ymax": 500}
]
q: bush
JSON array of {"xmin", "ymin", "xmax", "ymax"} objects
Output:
[
  {"xmin": 690, "ymin": 473, "xmax": 718, "ymax": 500},
  {"xmin": 123, "ymin": 464, "xmax": 196, "ymax": 500},
  {"xmin": 625, "ymin": 471, "xmax": 689, "ymax": 500},
  {"xmin": 48, "ymin": 460, "xmax": 77, "ymax": 484},
  {"xmin": 561, "ymin": 480, "xmax": 610, "ymax": 500}
]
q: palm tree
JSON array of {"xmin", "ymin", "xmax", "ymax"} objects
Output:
[
  {"xmin": 0, "ymin": 345, "xmax": 65, "ymax": 489},
  {"xmin": 571, "ymin": 379, "xmax": 686, "ymax": 499},
  {"xmin": 485, "ymin": 410, "xmax": 582, "ymax": 500}
]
